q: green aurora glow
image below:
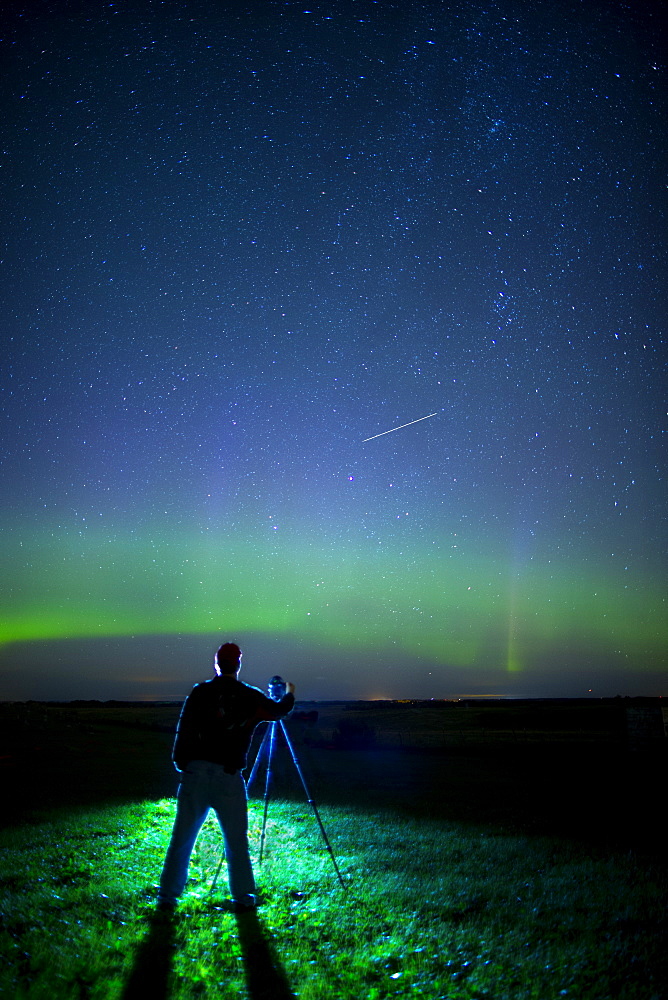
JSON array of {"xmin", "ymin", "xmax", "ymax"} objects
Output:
[{"xmin": 2, "ymin": 518, "xmax": 665, "ymax": 697}]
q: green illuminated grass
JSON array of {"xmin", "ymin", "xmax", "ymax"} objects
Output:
[{"xmin": 0, "ymin": 798, "xmax": 665, "ymax": 999}]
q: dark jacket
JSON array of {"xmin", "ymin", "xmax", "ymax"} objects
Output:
[{"xmin": 172, "ymin": 674, "xmax": 294, "ymax": 772}]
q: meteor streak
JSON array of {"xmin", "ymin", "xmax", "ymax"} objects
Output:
[{"xmin": 363, "ymin": 412, "xmax": 438, "ymax": 442}]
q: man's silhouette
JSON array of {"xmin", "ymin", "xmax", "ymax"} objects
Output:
[{"xmin": 157, "ymin": 642, "xmax": 295, "ymax": 912}]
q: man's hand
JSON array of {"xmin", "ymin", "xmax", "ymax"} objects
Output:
[{"xmin": 287, "ymin": 682, "xmax": 296, "ymax": 695}]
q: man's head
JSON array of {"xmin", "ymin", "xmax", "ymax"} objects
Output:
[{"xmin": 214, "ymin": 642, "xmax": 242, "ymax": 676}]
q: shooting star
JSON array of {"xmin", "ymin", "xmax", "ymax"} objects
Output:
[{"xmin": 363, "ymin": 412, "xmax": 438, "ymax": 442}]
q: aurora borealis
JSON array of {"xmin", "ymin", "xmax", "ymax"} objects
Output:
[{"xmin": 1, "ymin": 0, "xmax": 665, "ymax": 701}]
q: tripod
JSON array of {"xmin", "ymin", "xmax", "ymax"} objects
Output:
[
  {"xmin": 248, "ymin": 718, "xmax": 347, "ymax": 889},
  {"xmin": 209, "ymin": 672, "xmax": 347, "ymax": 895}
]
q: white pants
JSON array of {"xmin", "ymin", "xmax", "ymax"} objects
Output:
[{"xmin": 159, "ymin": 760, "xmax": 255, "ymax": 903}]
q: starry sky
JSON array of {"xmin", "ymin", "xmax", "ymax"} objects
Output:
[{"xmin": 1, "ymin": 0, "xmax": 666, "ymax": 702}]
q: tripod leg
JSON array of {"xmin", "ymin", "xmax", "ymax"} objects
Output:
[
  {"xmin": 247, "ymin": 722, "xmax": 272, "ymax": 793},
  {"xmin": 259, "ymin": 722, "xmax": 277, "ymax": 864},
  {"xmin": 209, "ymin": 850, "xmax": 226, "ymax": 895},
  {"xmin": 279, "ymin": 721, "xmax": 347, "ymax": 889}
]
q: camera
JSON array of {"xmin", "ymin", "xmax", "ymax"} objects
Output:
[{"xmin": 268, "ymin": 675, "xmax": 287, "ymax": 701}]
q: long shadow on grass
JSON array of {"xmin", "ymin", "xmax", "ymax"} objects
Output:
[
  {"xmin": 121, "ymin": 913, "xmax": 176, "ymax": 1000},
  {"xmin": 234, "ymin": 910, "xmax": 296, "ymax": 1000}
]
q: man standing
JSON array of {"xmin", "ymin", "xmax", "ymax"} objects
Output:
[{"xmin": 158, "ymin": 642, "xmax": 295, "ymax": 913}]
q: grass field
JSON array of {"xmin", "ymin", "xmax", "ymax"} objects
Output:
[{"xmin": 0, "ymin": 700, "xmax": 666, "ymax": 998}]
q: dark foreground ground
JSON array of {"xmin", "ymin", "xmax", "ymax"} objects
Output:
[{"xmin": 1, "ymin": 699, "xmax": 666, "ymax": 859}]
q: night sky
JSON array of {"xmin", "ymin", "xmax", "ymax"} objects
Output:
[{"xmin": 1, "ymin": 0, "xmax": 666, "ymax": 702}]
